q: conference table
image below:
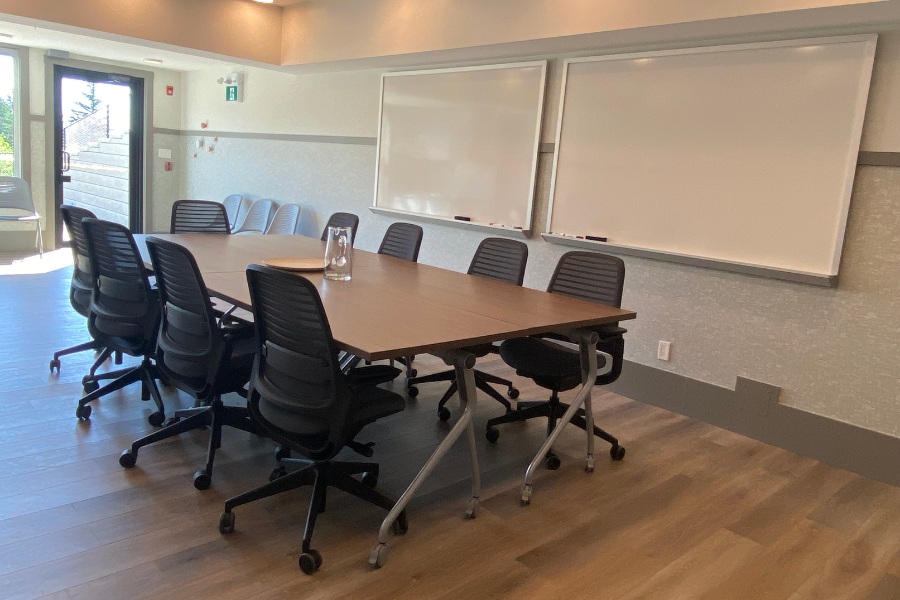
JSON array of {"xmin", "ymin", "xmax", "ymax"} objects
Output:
[{"xmin": 135, "ymin": 233, "xmax": 636, "ymax": 566}]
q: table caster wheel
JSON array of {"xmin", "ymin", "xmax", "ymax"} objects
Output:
[
  {"xmin": 148, "ymin": 411, "xmax": 165, "ymax": 427},
  {"xmin": 219, "ymin": 511, "xmax": 235, "ymax": 534},
  {"xmin": 75, "ymin": 404, "xmax": 91, "ymax": 420},
  {"xmin": 585, "ymin": 455, "xmax": 595, "ymax": 473},
  {"xmin": 392, "ymin": 511, "xmax": 408, "ymax": 535},
  {"xmin": 49, "ymin": 359, "xmax": 60, "ymax": 373},
  {"xmin": 485, "ymin": 427, "xmax": 499, "ymax": 443},
  {"xmin": 521, "ymin": 484, "xmax": 533, "ymax": 506},
  {"xmin": 82, "ymin": 380, "xmax": 99, "ymax": 394},
  {"xmin": 407, "ymin": 386, "xmax": 419, "ymax": 398},
  {"xmin": 369, "ymin": 543, "xmax": 388, "ymax": 569},
  {"xmin": 610, "ymin": 445, "xmax": 626, "ymax": 461},
  {"xmin": 465, "ymin": 498, "xmax": 481, "ymax": 520},
  {"xmin": 299, "ymin": 549, "xmax": 322, "ymax": 574},
  {"xmin": 507, "ymin": 387, "xmax": 519, "ymax": 399},
  {"xmin": 437, "ymin": 406, "xmax": 451, "ymax": 421},
  {"xmin": 545, "ymin": 453, "xmax": 561, "ymax": 471},
  {"xmin": 193, "ymin": 470, "xmax": 211, "ymax": 490},
  {"xmin": 361, "ymin": 472, "xmax": 378, "ymax": 488},
  {"xmin": 269, "ymin": 466, "xmax": 287, "ymax": 482},
  {"xmin": 119, "ymin": 449, "xmax": 137, "ymax": 468}
]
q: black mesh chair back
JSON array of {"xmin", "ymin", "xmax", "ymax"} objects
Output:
[
  {"xmin": 246, "ymin": 264, "xmax": 352, "ymax": 457},
  {"xmin": 320, "ymin": 212, "xmax": 359, "ymax": 244},
  {"xmin": 377, "ymin": 222, "xmax": 423, "ymax": 262},
  {"xmin": 59, "ymin": 204, "xmax": 97, "ymax": 317},
  {"xmin": 82, "ymin": 218, "xmax": 159, "ymax": 352},
  {"xmin": 122, "ymin": 237, "xmax": 258, "ymax": 488},
  {"xmin": 468, "ymin": 238, "xmax": 528, "ymax": 285},
  {"xmin": 548, "ymin": 251, "xmax": 624, "ymax": 307},
  {"xmin": 170, "ymin": 199, "xmax": 231, "ymax": 234},
  {"xmin": 147, "ymin": 236, "xmax": 224, "ymax": 390}
]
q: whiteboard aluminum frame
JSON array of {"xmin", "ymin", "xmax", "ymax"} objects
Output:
[
  {"xmin": 373, "ymin": 60, "xmax": 547, "ymax": 234},
  {"xmin": 545, "ymin": 34, "xmax": 877, "ymax": 282}
]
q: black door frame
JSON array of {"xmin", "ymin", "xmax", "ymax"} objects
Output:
[{"xmin": 52, "ymin": 65, "xmax": 145, "ymax": 245}]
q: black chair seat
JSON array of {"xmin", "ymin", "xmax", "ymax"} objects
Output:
[
  {"xmin": 500, "ymin": 337, "xmax": 607, "ymax": 392},
  {"xmin": 347, "ymin": 364, "xmax": 402, "ymax": 387},
  {"xmin": 258, "ymin": 384, "xmax": 404, "ymax": 450}
]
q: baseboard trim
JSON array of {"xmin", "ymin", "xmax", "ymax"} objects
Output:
[{"xmin": 606, "ymin": 361, "xmax": 900, "ymax": 487}]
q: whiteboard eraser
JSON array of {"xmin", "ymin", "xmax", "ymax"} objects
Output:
[
  {"xmin": 586, "ymin": 235, "xmax": 607, "ymax": 242},
  {"xmin": 454, "ymin": 216, "xmax": 471, "ymax": 221}
]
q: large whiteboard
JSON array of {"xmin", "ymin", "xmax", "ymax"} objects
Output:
[
  {"xmin": 547, "ymin": 36, "xmax": 876, "ymax": 282},
  {"xmin": 374, "ymin": 62, "xmax": 546, "ymax": 232}
]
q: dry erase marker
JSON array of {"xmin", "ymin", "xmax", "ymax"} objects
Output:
[
  {"xmin": 454, "ymin": 216, "xmax": 471, "ymax": 221},
  {"xmin": 585, "ymin": 235, "xmax": 608, "ymax": 242}
]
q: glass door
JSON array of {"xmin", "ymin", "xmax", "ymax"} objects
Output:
[{"xmin": 53, "ymin": 65, "xmax": 144, "ymax": 245}]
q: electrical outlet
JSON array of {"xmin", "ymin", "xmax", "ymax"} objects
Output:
[{"xmin": 657, "ymin": 341, "xmax": 672, "ymax": 361}]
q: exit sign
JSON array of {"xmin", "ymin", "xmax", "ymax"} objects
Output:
[{"xmin": 225, "ymin": 84, "xmax": 242, "ymax": 102}]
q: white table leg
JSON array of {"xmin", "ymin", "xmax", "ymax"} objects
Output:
[
  {"xmin": 521, "ymin": 329, "xmax": 598, "ymax": 506},
  {"xmin": 369, "ymin": 348, "xmax": 480, "ymax": 568}
]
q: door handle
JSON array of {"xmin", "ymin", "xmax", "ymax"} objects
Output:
[{"xmin": 61, "ymin": 151, "xmax": 71, "ymax": 172}]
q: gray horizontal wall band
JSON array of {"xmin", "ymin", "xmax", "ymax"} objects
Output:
[
  {"xmin": 370, "ymin": 206, "xmax": 531, "ymax": 237},
  {"xmin": 857, "ymin": 151, "xmax": 900, "ymax": 167},
  {"xmin": 542, "ymin": 233, "xmax": 838, "ymax": 287},
  {"xmin": 606, "ymin": 360, "xmax": 900, "ymax": 487},
  {"xmin": 539, "ymin": 142, "xmax": 555, "ymax": 154},
  {"xmin": 150, "ymin": 127, "xmax": 376, "ymax": 146}
]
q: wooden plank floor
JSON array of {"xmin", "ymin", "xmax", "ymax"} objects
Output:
[{"xmin": 1, "ymin": 256, "xmax": 899, "ymax": 599}]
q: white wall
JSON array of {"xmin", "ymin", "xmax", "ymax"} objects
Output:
[{"xmin": 176, "ymin": 31, "xmax": 900, "ymax": 441}]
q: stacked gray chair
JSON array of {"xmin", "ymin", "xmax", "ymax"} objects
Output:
[
  {"xmin": 265, "ymin": 203, "xmax": 301, "ymax": 234},
  {"xmin": 232, "ymin": 198, "xmax": 273, "ymax": 235},
  {"xmin": 0, "ymin": 176, "xmax": 42, "ymax": 256},
  {"xmin": 222, "ymin": 194, "xmax": 247, "ymax": 230}
]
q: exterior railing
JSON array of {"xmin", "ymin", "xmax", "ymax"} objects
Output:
[{"xmin": 63, "ymin": 105, "xmax": 109, "ymax": 155}]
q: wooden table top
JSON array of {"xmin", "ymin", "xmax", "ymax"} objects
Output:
[{"xmin": 136, "ymin": 234, "xmax": 636, "ymax": 361}]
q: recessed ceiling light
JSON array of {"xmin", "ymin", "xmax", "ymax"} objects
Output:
[{"xmin": 144, "ymin": 58, "xmax": 164, "ymax": 64}]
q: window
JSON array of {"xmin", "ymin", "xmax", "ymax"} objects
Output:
[{"xmin": 0, "ymin": 50, "xmax": 19, "ymax": 176}]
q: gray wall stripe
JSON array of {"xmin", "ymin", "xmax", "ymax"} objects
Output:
[
  {"xmin": 152, "ymin": 127, "xmax": 376, "ymax": 146},
  {"xmin": 606, "ymin": 361, "xmax": 900, "ymax": 487}
]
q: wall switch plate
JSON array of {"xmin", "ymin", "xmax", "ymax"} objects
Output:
[
  {"xmin": 657, "ymin": 341, "xmax": 672, "ymax": 361},
  {"xmin": 158, "ymin": 148, "xmax": 172, "ymax": 159}
]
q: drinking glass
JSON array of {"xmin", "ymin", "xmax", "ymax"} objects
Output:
[{"xmin": 324, "ymin": 226, "xmax": 353, "ymax": 281}]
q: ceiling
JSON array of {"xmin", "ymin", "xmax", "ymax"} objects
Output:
[{"xmin": 0, "ymin": 17, "xmax": 253, "ymax": 72}]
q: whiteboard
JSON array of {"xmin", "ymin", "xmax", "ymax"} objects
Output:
[
  {"xmin": 374, "ymin": 62, "xmax": 546, "ymax": 232},
  {"xmin": 547, "ymin": 36, "xmax": 876, "ymax": 281}
]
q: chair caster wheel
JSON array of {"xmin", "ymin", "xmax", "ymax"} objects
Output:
[
  {"xmin": 299, "ymin": 549, "xmax": 322, "ymax": 574},
  {"xmin": 610, "ymin": 445, "xmax": 626, "ymax": 461},
  {"xmin": 219, "ymin": 511, "xmax": 235, "ymax": 534},
  {"xmin": 392, "ymin": 510, "xmax": 409, "ymax": 535},
  {"xmin": 193, "ymin": 470, "xmax": 211, "ymax": 490},
  {"xmin": 465, "ymin": 498, "xmax": 481, "ymax": 520},
  {"xmin": 75, "ymin": 404, "xmax": 91, "ymax": 420},
  {"xmin": 119, "ymin": 449, "xmax": 137, "ymax": 468},
  {"xmin": 437, "ymin": 406, "xmax": 451, "ymax": 421},
  {"xmin": 148, "ymin": 411, "xmax": 165, "ymax": 427},
  {"xmin": 485, "ymin": 427, "xmax": 499, "ymax": 443},
  {"xmin": 274, "ymin": 445, "xmax": 291, "ymax": 461},
  {"xmin": 269, "ymin": 466, "xmax": 287, "ymax": 482},
  {"xmin": 407, "ymin": 386, "xmax": 419, "ymax": 398},
  {"xmin": 361, "ymin": 472, "xmax": 378, "ymax": 488},
  {"xmin": 521, "ymin": 484, "xmax": 533, "ymax": 506},
  {"xmin": 49, "ymin": 359, "xmax": 60, "ymax": 373},
  {"xmin": 82, "ymin": 380, "xmax": 99, "ymax": 394},
  {"xmin": 507, "ymin": 387, "xmax": 519, "ymax": 399},
  {"xmin": 407, "ymin": 368, "xmax": 418, "ymax": 379},
  {"xmin": 163, "ymin": 416, "xmax": 181, "ymax": 427},
  {"xmin": 369, "ymin": 543, "xmax": 388, "ymax": 569},
  {"xmin": 545, "ymin": 454, "xmax": 561, "ymax": 470}
]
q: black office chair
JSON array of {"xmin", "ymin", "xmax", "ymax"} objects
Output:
[
  {"xmin": 376, "ymin": 222, "xmax": 424, "ymax": 378},
  {"xmin": 170, "ymin": 199, "xmax": 231, "ymax": 233},
  {"xmin": 486, "ymin": 251, "xmax": 628, "ymax": 469},
  {"xmin": 50, "ymin": 205, "xmax": 122, "ymax": 383},
  {"xmin": 320, "ymin": 211, "xmax": 360, "ymax": 244},
  {"xmin": 118, "ymin": 237, "xmax": 260, "ymax": 489},
  {"xmin": 407, "ymin": 238, "xmax": 528, "ymax": 420},
  {"xmin": 75, "ymin": 219, "xmax": 166, "ymax": 425},
  {"xmin": 218, "ymin": 265, "xmax": 407, "ymax": 575}
]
